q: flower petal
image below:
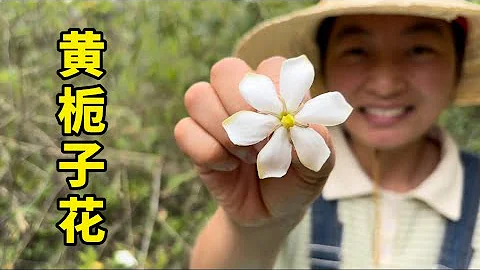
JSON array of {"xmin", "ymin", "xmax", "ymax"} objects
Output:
[
  {"xmin": 290, "ymin": 126, "xmax": 330, "ymax": 172},
  {"xmin": 280, "ymin": 55, "xmax": 315, "ymax": 112},
  {"xmin": 257, "ymin": 127, "xmax": 292, "ymax": 179},
  {"xmin": 223, "ymin": 111, "xmax": 279, "ymax": 146},
  {"xmin": 295, "ymin": 91, "xmax": 353, "ymax": 126},
  {"xmin": 239, "ymin": 73, "xmax": 283, "ymax": 114}
]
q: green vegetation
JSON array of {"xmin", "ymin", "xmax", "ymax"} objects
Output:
[{"xmin": 0, "ymin": 0, "xmax": 478, "ymax": 268}]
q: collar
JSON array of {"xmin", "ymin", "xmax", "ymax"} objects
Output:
[{"xmin": 322, "ymin": 126, "xmax": 464, "ymax": 221}]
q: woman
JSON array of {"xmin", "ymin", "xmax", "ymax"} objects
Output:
[{"xmin": 174, "ymin": 0, "xmax": 480, "ymax": 268}]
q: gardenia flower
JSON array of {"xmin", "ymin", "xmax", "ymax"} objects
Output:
[
  {"xmin": 222, "ymin": 55, "xmax": 353, "ymax": 179},
  {"xmin": 113, "ymin": 249, "xmax": 138, "ymax": 268}
]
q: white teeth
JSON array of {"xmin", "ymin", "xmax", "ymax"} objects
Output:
[{"xmin": 365, "ymin": 107, "xmax": 407, "ymax": 117}]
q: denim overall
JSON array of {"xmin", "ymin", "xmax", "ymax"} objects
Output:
[{"xmin": 311, "ymin": 151, "xmax": 480, "ymax": 269}]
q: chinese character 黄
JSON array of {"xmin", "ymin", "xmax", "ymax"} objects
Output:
[{"xmin": 57, "ymin": 28, "xmax": 107, "ymax": 79}]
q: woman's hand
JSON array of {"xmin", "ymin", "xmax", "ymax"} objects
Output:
[{"xmin": 174, "ymin": 56, "xmax": 335, "ymax": 228}]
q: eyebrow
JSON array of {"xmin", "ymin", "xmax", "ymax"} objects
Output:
[
  {"xmin": 402, "ymin": 22, "xmax": 446, "ymax": 38},
  {"xmin": 333, "ymin": 25, "xmax": 370, "ymax": 42},
  {"xmin": 332, "ymin": 21, "xmax": 446, "ymax": 43}
]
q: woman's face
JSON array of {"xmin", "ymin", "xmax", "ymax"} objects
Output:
[{"xmin": 324, "ymin": 15, "xmax": 457, "ymax": 150}]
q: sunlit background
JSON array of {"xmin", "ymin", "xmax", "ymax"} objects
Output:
[{"xmin": 0, "ymin": 0, "xmax": 479, "ymax": 268}]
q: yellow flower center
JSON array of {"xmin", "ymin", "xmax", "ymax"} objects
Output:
[{"xmin": 280, "ymin": 113, "xmax": 295, "ymax": 129}]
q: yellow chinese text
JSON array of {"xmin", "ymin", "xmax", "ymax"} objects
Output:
[
  {"xmin": 57, "ymin": 28, "xmax": 107, "ymax": 79},
  {"xmin": 56, "ymin": 194, "xmax": 108, "ymax": 245},
  {"xmin": 57, "ymin": 141, "xmax": 107, "ymax": 189},
  {"xmin": 56, "ymin": 84, "xmax": 108, "ymax": 136}
]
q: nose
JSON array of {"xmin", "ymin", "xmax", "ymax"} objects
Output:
[{"xmin": 363, "ymin": 62, "xmax": 407, "ymax": 98}]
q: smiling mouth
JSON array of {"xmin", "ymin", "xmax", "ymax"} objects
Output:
[
  {"xmin": 358, "ymin": 106, "xmax": 415, "ymax": 126},
  {"xmin": 359, "ymin": 106, "xmax": 415, "ymax": 117}
]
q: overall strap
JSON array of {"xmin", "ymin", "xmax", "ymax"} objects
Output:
[
  {"xmin": 310, "ymin": 197, "xmax": 343, "ymax": 269},
  {"xmin": 437, "ymin": 151, "xmax": 480, "ymax": 269}
]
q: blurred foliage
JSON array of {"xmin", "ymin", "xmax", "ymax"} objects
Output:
[{"xmin": 0, "ymin": 0, "xmax": 478, "ymax": 269}]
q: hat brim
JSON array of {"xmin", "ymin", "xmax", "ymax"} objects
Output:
[{"xmin": 233, "ymin": 0, "xmax": 480, "ymax": 106}]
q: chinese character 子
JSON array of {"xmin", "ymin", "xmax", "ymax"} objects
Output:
[
  {"xmin": 56, "ymin": 194, "xmax": 108, "ymax": 245},
  {"xmin": 56, "ymin": 84, "xmax": 108, "ymax": 136},
  {"xmin": 57, "ymin": 141, "xmax": 107, "ymax": 189},
  {"xmin": 57, "ymin": 28, "xmax": 107, "ymax": 80}
]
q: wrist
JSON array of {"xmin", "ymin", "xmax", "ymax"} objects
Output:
[{"xmin": 218, "ymin": 206, "xmax": 307, "ymax": 238}]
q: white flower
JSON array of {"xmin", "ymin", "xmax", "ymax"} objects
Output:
[
  {"xmin": 113, "ymin": 249, "xmax": 138, "ymax": 268},
  {"xmin": 222, "ymin": 55, "xmax": 353, "ymax": 179}
]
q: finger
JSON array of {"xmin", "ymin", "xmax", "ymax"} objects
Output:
[
  {"xmin": 291, "ymin": 124, "xmax": 335, "ymax": 186},
  {"xmin": 184, "ymin": 81, "xmax": 257, "ymax": 164},
  {"xmin": 259, "ymin": 125, "xmax": 335, "ymax": 218},
  {"xmin": 255, "ymin": 56, "xmax": 333, "ymax": 180},
  {"xmin": 242, "ymin": 56, "xmax": 285, "ymax": 154},
  {"xmin": 174, "ymin": 117, "xmax": 240, "ymax": 171},
  {"xmin": 256, "ymin": 56, "xmax": 312, "ymax": 103},
  {"xmin": 255, "ymin": 56, "xmax": 286, "ymax": 91},
  {"xmin": 210, "ymin": 57, "xmax": 253, "ymax": 115}
]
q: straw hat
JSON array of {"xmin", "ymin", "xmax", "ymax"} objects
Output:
[{"xmin": 233, "ymin": 0, "xmax": 480, "ymax": 106}]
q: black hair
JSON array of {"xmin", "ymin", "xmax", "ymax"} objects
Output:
[
  {"xmin": 316, "ymin": 17, "xmax": 337, "ymax": 78},
  {"xmin": 315, "ymin": 16, "xmax": 468, "ymax": 83}
]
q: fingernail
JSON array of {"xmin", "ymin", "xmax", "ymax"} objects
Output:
[{"xmin": 210, "ymin": 161, "xmax": 239, "ymax": 172}]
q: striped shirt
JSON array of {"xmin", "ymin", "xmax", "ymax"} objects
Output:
[{"xmin": 274, "ymin": 126, "xmax": 480, "ymax": 269}]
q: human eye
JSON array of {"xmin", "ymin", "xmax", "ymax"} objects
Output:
[
  {"xmin": 409, "ymin": 45, "xmax": 436, "ymax": 56},
  {"xmin": 342, "ymin": 47, "xmax": 368, "ymax": 57}
]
